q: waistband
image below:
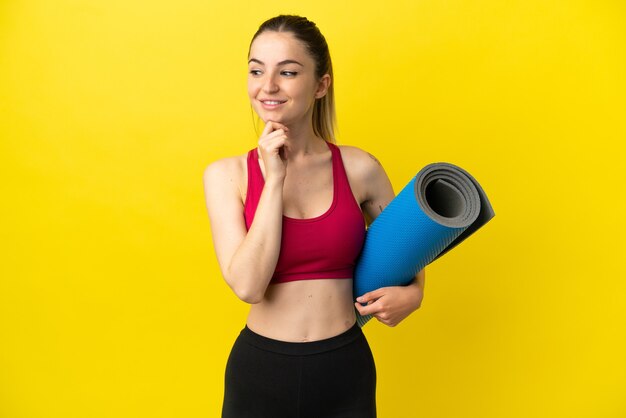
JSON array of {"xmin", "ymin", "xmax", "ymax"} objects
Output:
[{"xmin": 239, "ymin": 322, "xmax": 363, "ymax": 356}]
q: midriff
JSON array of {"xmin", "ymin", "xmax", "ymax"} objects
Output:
[{"xmin": 246, "ymin": 278, "xmax": 357, "ymax": 342}]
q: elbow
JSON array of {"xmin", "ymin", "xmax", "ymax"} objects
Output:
[
  {"xmin": 223, "ymin": 264, "xmax": 268, "ymax": 304},
  {"xmin": 238, "ymin": 290, "xmax": 264, "ymax": 305},
  {"xmin": 231, "ymin": 282, "xmax": 265, "ymax": 304}
]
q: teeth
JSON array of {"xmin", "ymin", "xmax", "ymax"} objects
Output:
[{"xmin": 263, "ymin": 101, "xmax": 284, "ymax": 105}]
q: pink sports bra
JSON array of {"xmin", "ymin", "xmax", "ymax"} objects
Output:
[{"xmin": 244, "ymin": 142, "xmax": 366, "ymax": 284}]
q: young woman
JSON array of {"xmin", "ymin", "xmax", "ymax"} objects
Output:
[{"xmin": 203, "ymin": 15, "xmax": 426, "ymax": 418}]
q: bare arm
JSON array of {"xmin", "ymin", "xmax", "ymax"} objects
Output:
[
  {"xmin": 203, "ymin": 122, "xmax": 290, "ymax": 304},
  {"xmin": 345, "ymin": 148, "xmax": 426, "ymax": 326}
]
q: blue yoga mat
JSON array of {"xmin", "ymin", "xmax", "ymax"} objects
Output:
[{"xmin": 354, "ymin": 162, "xmax": 495, "ymax": 327}]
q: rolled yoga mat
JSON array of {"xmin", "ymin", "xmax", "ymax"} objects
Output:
[{"xmin": 354, "ymin": 162, "xmax": 495, "ymax": 327}]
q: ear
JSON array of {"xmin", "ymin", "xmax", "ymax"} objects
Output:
[{"xmin": 314, "ymin": 74, "xmax": 331, "ymax": 99}]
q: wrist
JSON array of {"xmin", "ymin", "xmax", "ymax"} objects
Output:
[{"xmin": 264, "ymin": 174, "xmax": 285, "ymax": 187}]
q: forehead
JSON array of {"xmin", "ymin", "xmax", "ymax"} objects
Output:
[{"xmin": 248, "ymin": 31, "xmax": 312, "ymax": 65}]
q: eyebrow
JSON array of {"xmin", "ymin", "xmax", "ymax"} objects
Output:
[{"xmin": 248, "ymin": 58, "xmax": 304, "ymax": 66}]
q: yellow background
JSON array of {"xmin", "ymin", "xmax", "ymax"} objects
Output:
[{"xmin": 2, "ymin": 0, "xmax": 625, "ymax": 417}]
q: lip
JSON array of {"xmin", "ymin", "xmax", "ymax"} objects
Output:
[{"xmin": 259, "ymin": 99, "xmax": 287, "ymax": 109}]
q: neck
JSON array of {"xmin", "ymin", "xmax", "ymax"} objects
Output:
[{"xmin": 280, "ymin": 119, "xmax": 328, "ymax": 159}]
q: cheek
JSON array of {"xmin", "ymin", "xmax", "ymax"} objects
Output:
[
  {"xmin": 247, "ymin": 80, "xmax": 257, "ymax": 99},
  {"xmin": 247, "ymin": 75, "xmax": 265, "ymax": 97},
  {"xmin": 295, "ymin": 81, "xmax": 319, "ymax": 102},
  {"xmin": 246, "ymin": 81, "xmax": 263, "ymax": 118}
]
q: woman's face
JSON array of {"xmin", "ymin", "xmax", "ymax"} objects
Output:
[{"xmin": 247, "ymin": 31, "xmax": 328, "ymax": 126}]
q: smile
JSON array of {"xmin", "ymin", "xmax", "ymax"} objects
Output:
[{"xmin": 260, "ymin": 99, "xmax": 287, "ymax": 108}]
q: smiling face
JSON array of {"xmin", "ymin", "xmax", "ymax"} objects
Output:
[{"xmin": 247, "ymin": 31, "xmax": 329, "ymax": 126}]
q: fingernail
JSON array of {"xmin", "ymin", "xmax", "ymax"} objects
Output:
[{"xmin": 356, "ymin": 297, "xmax": 363, "ymax": 302}]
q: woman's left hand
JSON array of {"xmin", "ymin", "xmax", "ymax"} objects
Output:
[{"xmin": 354, "ymin": 276, "xmax": 424, "ymax": 327}]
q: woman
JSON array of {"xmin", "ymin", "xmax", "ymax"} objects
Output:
[{"xmin": 203, "ymin": 15, "xmax": 425, "ymax": 418}]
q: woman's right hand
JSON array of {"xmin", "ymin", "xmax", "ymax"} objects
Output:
[{"xmin": 257, "ymin": 120, "xmax": 289, "ymax": 182}]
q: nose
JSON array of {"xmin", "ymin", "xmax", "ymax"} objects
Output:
[{"xmin": 262, "ymin": 73, "xmax": 279, "ymax": 94}]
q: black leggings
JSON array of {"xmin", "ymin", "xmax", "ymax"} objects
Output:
[{"xmin": 222, "ymin": 322, "xmax": 377, "ymax": 418}]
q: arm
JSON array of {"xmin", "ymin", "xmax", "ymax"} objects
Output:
[
  {"xmin": 347, "ymin": 149, "xmax": 426, "ymax": 327},
  {"xmin": 203, "ymin": 122, "xmax": 289, "ymax": 304}
]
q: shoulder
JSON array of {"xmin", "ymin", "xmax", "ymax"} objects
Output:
[
  {"xmin": 336, "ymin": 144, "xmax": 387, "ymax": 181},
  {"xmin": 203, "ymin": 152, "xmax": 248, "ymax": 184},
  {"xmin": 203, "ymin": 152, "xmax": 250, "ymax": 200},
  {"xmin": 335, "ymin": 144, "xmax": 392, "ymax": 205}
]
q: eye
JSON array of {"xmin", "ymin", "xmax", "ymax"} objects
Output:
[
  {"xmin": 249, "ymin": 69, "xmax": 262, "ymax": 76},
  {"xmin": 281, "ymin": 71, "xmax": 298, "ymax": 77}
]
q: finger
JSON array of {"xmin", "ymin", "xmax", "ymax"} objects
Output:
[
  {"xmin": 261, "ymin": 135, "xmax": 287, "ymax": 153},
  {"xmin": 269, "ymin": 121, "xmax": 289, "ymax": 133},
  {"xmin": 354, "ymin": 300, "xmax": 383, "ymax": 317},
  {"xmin": 262, "ymin": 121, "xmax": 289, "ymax": 137},
  {"xmin": 258, "ymin": 130, "xmax": 289, "ymax": 151},
  {"xmin": 262, "ymin": 129, "xmax": 288, "ymax": 142},
  {"xmin": 356, "ymin": 288, "xmax": 386, "ymax": 304},
  {"xmin": 258, "ymin": 134, "xmax": 287, "ymax": 154},
  {"xmin": 261, "ymin": 120, "xmax": 276, "ymax": 137},
  {"xmin": 354, "ymin": 302, "xmax": 367, "ymax": 315}
]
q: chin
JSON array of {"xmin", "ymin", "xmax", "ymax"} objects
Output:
[{"xmin": 261, "ymin": 114, "xmax": 286, "ymax": 124}]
